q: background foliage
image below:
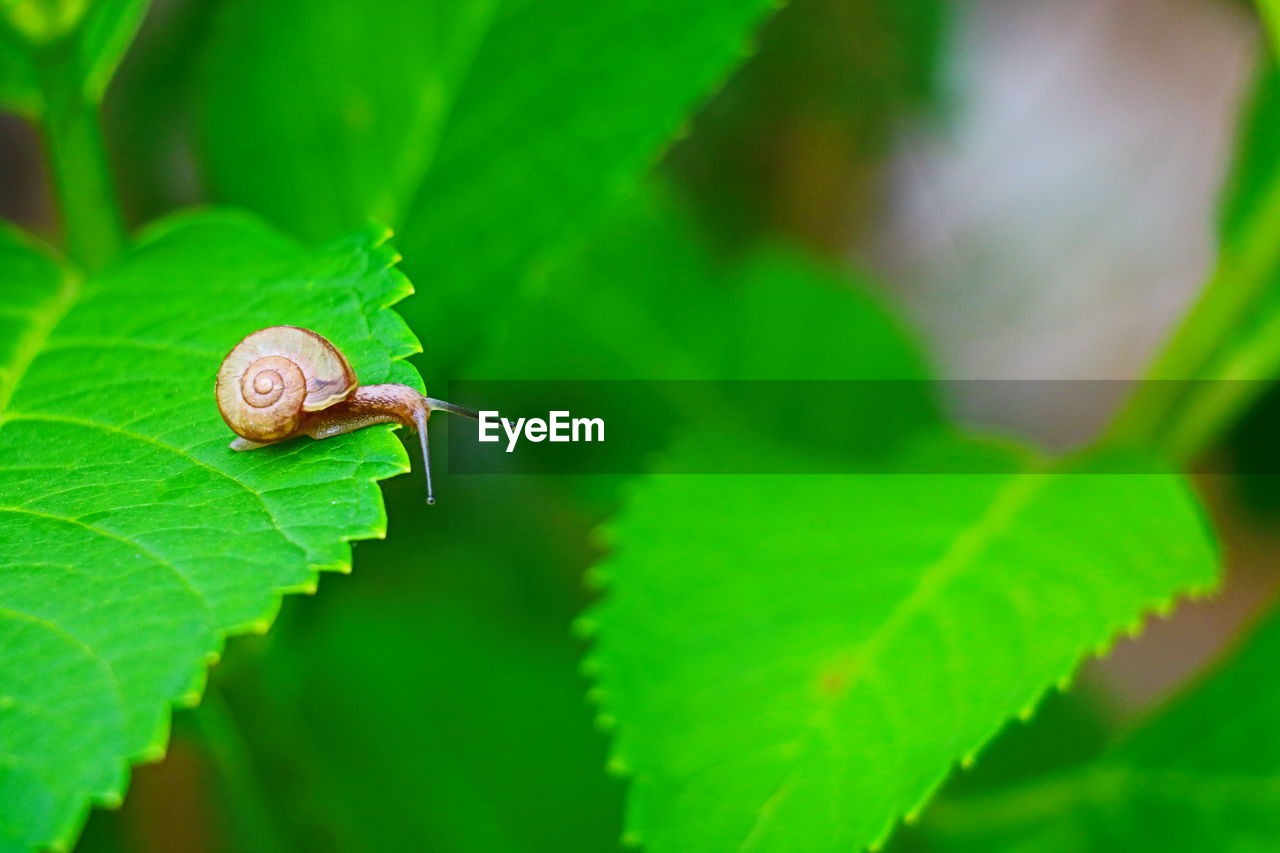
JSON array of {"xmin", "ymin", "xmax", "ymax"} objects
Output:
[{"xmin": 1, "ymin": 0, "xmax": 1279, "ymax": 851}]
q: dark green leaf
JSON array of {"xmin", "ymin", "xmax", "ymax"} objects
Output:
[
  {"xmin": 918, "ymin": 609, "xmax": 1280, "ymax": 851},
  {"xmin": 196, "ymin": 0, "xmax": 777, "ymax": 367},
  {"xmin": 197, "ymin": 0, "xmax": 495, "ymax": 241}
]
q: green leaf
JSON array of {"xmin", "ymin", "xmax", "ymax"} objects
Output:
[
  {"xmin": 918, "ymin": 607, "xmax": 1280, "ymax": 851},
  {"xmin": 196, "ymin": 0, "xmax": 777, "ymax": 367},
  {"xmin": 468, "ymin": 188, "xmax": 728, "ymax": 381},
  {"xmin": 473, "ymin": 185, "xmax": 935, "ymax": 404},
  {"xmin": 0, "ymin": 0, "xmax": 148, "ymax": 116},
  {"xmin": 197, "ymin": 0, "xmax": 496, "ymax": 242},
  {"xmin": 164, "ymin": 464, "xmax": 628, "ymax": 853},
  {"xmin": 0, "ymin": 210, "xmax": 421, "ymax": 851},
  {"xmin": 585, "ymin": 433, "xmax": 1218, "ymax": 852},
  {"xmin": 468, "ymin": 186, "xmax": 937, "ymax": 512}
]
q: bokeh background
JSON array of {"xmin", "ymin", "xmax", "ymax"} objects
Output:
[{"xmin": 4, "ymin": 0, "xmax": 1276, "ymax": 849}]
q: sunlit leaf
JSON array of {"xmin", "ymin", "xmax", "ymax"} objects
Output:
[
  {"xmin": 0, "ymin": 210, "xmax": 421, "ymax": 851},
  {"xmin": 586, "ymin": 431, "xmax": 1218, "ymax": 852}
]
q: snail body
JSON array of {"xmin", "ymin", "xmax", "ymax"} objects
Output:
[{"xmin": 216, "ymin": 325, "xmax": 476, "ymax": 503}]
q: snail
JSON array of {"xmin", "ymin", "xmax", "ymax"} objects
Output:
[{"xmin": 216, "ymin": 325, "xmax": 477, "ymax": 504}]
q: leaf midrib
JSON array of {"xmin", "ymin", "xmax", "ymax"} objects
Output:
[{"xmin": 736, "ymin": 471, "xmax": 1050, "ymax": 851}]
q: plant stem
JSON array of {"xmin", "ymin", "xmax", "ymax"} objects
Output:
[
  {"xmin": 1105, "ymin": 20, "xmax": 1280, "ymax": 461},
  {"xmin": 1104, "ymin": 105, "xmax": 1280, "ymax": 460},
  {"xmin": 1259, "ymin": 0, "xmax": 1280, "ymax": 56},
  {"xmin": 1156, "ymin": 310, "xmax": 1280, "ymax": 460},
  {"xmin": 35, "ymin": 39, "xmax": 125, "ymax": 270}
]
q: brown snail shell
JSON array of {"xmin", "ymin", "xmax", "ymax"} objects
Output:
[{"xmin": 216, "ymin": 326, "xmax": 357, "ymax": 443}]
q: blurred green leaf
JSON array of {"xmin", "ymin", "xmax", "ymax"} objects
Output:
[
  {"xmin": 917, "ymin": 608, "xmax": 1280, "ymax": 851},
  {"xmin": 198, "ymin": 0, "xmax": 496, "ymax": 242},
  {"xmin": 1220, "ymin": 61, "xmax": 1280, "ymax": 503},
  {"xmin": 0, "ymin": 211, "xmax": 422, "ymax": 851},
  {"xmin": 478, "ymin": 182, "xmax": 931, "ymax": 376},
  {"xmin": 220, "ymin": 584, "xmax": 622, "ymax": 853},
  {"xmin": 1219, "ymin": 60, "xmax": 1280, "ymax": 240},
  {"xmin": 474, "ymin": 186, "xmax": 935, "ymax": 428},
  {"xmin": 586, "ymin": 435, "xmax": 1217, "ymax": 852},
  {"xmin": 469, "ymin": 189, "xmax": 726, "ymax": 382},
  {"xmin": 196, "ymin": 0, "xmax": 777, "ymax": 369},
  {"xmin": 0, "ymin": 0, "xmax": 147, "ymax": 116}
]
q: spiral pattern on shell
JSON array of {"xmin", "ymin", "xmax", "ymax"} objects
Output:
[
  {"xmin": 216, "ymin": 326, "xmax": 359, "ymax": 444},
  {"xmin": 231, "ymin": 355, "xmax": 308, "ymax": 440}
]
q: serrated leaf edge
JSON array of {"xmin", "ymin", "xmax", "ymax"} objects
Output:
[{"xmin": 9, "ymin": 217, "xmax": 426, "ymax": 852}]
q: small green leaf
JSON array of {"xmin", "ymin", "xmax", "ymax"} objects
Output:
[
  {"xmin": 196, "ymin": 0, "xmax": 778, "ymax": 367},
  {"xmin": 586, "ymin": 433, "xmax": 1217, "ymax": 852},
  {"xmin": 0, "ymin": 210, "xmax": 421, "ymax": 851},
  {"xmin": 0, "ymin": 0, "xmax": 147, "ymax": 116}
]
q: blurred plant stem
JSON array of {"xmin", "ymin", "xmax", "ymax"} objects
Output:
[
  {"xmin": 188, "ymin": 681, "xmax": 291, "ymax": 853},
  {"xmin": 1259, "ymin": 0, "xmax": 1280, "ymax": 56},
  {"xmin": 34, "ymin": 38, "xmax": 124, "ymax": 269},
  {"xmin": 1106, "ymin": 41, "xmax": 1280, "ymax": 461},
  {"xmin": 1107, "ymin": 169, "xmax": 1280, "ymax": 459}
]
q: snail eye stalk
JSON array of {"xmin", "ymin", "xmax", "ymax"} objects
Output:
[{"xmin": 418, "ymin": 397, "xmax": 479, "ymax": 505}]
